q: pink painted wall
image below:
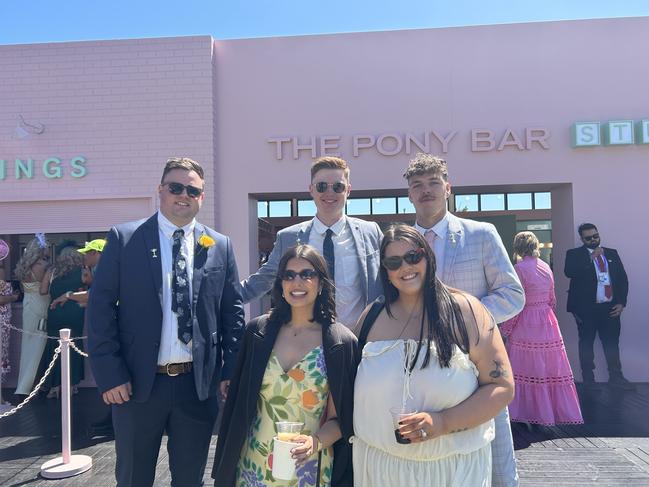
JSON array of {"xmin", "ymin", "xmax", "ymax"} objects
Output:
[
  {"xmin": 214, "ymin": 17, "xmax": 649, "ymax": 380},
  {"xmin": 0, "ymin": 36, "xmax": 216, "ymax": 234},
  {"xmin": 1, "ymin": 18, "xmax": 647, "ymax": 384}
]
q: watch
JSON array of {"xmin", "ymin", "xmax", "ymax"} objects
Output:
[{"xmin": 65, "ymin": 291, "xmax": 72, "ymax": 298}]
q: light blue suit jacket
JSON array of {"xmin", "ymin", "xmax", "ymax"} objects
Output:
[
  {"xmin": 437, "ymin": 213, "xmax": 524, "ymax": 323},
  {"xmin": 241, "ymin": 216, "xmax": 383, "ymax": 311}
]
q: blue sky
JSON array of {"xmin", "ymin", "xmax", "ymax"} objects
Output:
[{"xmin": 2, "ymin": 0, "xmax": 649, "ymax": 44}]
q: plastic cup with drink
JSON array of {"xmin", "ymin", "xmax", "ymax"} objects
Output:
[
  {"xmin": 272, "ymin": 421, "xmax": 304, "ymax": 480},
  {"xmin": 390, "ymin": 407, "xmax": 418, "ymax": 444}
]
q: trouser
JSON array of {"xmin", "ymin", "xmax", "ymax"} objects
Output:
[
  {"xmin": 491, "ymin": 406, "xmax": 520, "ymax": 487},
  {"xmin": 112, "ymin": 373, "xmax": 219, "ymax": 487},
  {"xmin": 574, "ymin": 303, "xmax": 622, "ymax": 380}
]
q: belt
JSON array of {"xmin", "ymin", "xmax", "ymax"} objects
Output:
[{"xmin": 156, "ymin": 362, "xmax": 193, "ymax": 376}]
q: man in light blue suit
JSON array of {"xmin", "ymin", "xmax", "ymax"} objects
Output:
[
  {"xmin": 241, "ymin": 156, "xmax": 382, "ymax": 328},
  {"xmin": 405, "ymin": 153, "xmax": 525, "ymax": 487}
]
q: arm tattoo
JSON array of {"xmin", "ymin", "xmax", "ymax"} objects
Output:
[
  {"xmin": 489, "ymin": 360, "xmax": 508, "ymax": 379},
  {"xmin": 449, "ymin": 427, "xmax": 469, "ymax": 434}
]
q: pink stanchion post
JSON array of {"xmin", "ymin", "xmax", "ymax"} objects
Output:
[{"xmin": 40, "ymin": 328, "xmax": 92, "ymax": 479}]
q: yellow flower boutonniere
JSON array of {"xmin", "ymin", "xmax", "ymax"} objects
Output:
[{"xmin": 198, "ymin": 234, "xmax": 216, "ymax": 251}]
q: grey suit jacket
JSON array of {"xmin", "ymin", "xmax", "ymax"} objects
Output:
[
  {"xmin": 241, "ymin": 216, "xmax": 383, "ymax": 311},
  {"xmin": 435, "ymin": 213, "xmax": 524, "ymax": 323}
]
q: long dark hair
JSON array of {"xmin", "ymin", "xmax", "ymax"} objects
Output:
[
  {"xmin": 380, "ymin": 224, "xmax": 470, "ymax": 369},
  {"xmin": 268, "ymin": 245, "xmax": 336, "ymax": 327}
]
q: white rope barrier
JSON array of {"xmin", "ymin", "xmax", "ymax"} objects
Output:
[
  {"xmin": 0, "ymin": 322, "xmax": 88, "ymax": 420},
  {"xmin": 0, "ymin": 343, "xmax": 61, "ymax": 419},
  {"xmin": 4, "ymin": 322, "xmax": 87, "ymax": 341}
]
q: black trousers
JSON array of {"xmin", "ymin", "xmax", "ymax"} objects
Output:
[
  {"xmin": 112, "ymin": 373, "xmax": 219, "ymax": 487},
  {"xmin": 574, "ymin": 303, "xmax": 623, "ymax": 381}
]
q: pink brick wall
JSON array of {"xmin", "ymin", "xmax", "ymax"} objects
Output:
[{"xmin": 0, "ymin": 36, "xmax": 216, "ymax": 233}]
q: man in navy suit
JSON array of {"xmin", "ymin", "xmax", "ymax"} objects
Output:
[
  {"xmin": 88, "ymin": 157, "xmax": 245, "ymax": 487},
  {"xmin": 565, "ymin": 223, "xmax": 630, "ymax": 387}
]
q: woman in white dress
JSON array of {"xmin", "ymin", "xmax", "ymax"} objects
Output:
[
  {"xmin": 14, "ymin": 236, "xmax": 51, "ymax": 396},
  {"xmin": 352, "ymin": 225, "xmax": 515, "ymax": 487}
]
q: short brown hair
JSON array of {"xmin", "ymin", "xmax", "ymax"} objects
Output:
[
  {"xmin": 161, "ymin": 157, "xmax": 204, "ymax": 184},
  {"xmin": 403, "ymin": 153, "xmax": 448, "ymax": 182},
  {"xmin": 513, "ymin": 231, "xmax": 540, "ymax": 258},
  {"xmin": 310, "ymin": 156, "xmax": 350, "ymax": 182}
]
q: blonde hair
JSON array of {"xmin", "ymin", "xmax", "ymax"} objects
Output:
[
  {"xmin": 52, "ymin": 246, "xmax": 83, "ymax": 278},
  {"xmin": 513, "ymin": 231, "xmax": 540, "ymax": 258},
  {"xmin": 15, "ymin": 238, "xmax": 49, "ymax": 281}
]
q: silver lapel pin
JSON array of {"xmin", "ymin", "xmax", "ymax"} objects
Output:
[{"xmin": 151, "ymin": 248, "xmax": 158, "ymax": 258}]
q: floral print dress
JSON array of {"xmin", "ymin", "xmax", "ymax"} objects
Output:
[
  {"xmin": 0, "ymin": 280, "xmax": 12, "ymax": 377},
  {"xmin": 236, "ymin": 345, "xmax": 333, "ymax": 487}
]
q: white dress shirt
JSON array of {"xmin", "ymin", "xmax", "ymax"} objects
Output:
[
  {"xmin": 588, "ymin": 247, "xmax": 613, "ymax": 304},
  {"xmin": 157, "ymin": 212, "xmax": 195, "ymax": 365},
  {"xmin": 415, "ymin": 212, "xmax": 450, "ymax": 271},
  {"xmin": 309, "ymin": 216, "xmax": 364, "ymax": 328}
]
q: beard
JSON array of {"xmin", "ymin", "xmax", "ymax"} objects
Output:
[{"xmin": 585, "ymin": 240, "xmax": 600, "ymax": 249}]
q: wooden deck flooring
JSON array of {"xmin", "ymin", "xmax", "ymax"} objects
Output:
[{"xmin": 1, "ymin": 383, "xmax": 648, "ymax": 486}]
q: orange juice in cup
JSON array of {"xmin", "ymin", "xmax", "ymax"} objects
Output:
[{"xmin": 275, "ymin": 421, "xmax": 303, "ymax": 441}]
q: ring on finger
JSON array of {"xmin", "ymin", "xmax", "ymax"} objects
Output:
[{"xmin": 420, "ymin": 429, "xmax": 427, "ymax": 438}]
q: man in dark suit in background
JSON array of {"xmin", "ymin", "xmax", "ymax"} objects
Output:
[
  {"xmin": 565, "ymin": 222, "xmax": 630, "ymax": 388},
  {"xmin": 88, "ymin": 157, "xmax": 245, "ymax": 486}
]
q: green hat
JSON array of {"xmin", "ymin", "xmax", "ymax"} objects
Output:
[{"xmin": 77, "ymin": 239, "xmax": 107, "ymax": 254}]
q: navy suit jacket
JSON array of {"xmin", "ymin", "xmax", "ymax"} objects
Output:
[{"xmin": 88, "ymin": 213, "xmax": 245, "ymax": 402}]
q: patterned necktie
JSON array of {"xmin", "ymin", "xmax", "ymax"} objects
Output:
[
  {"xmin": 424, "ymin": 229, "xmax": 437, "ymax": 251},
  {"xmin": 323, "ymin": 228, "xmax": 335, "ymax": 281},
  {"xmin": 595, "ymin": 254, "xmax": 613, "ymax": 299},
  {"xmin": 172, "ymin": 229, "xmax": 192, "ymax": 344}
]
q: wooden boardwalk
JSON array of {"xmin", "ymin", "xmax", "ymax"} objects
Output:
[{"xmin": 1, "ymin": 383, "xmax": 648, "ymax": 486}]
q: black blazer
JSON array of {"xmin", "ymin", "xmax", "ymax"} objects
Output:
[
  {"xmin": 87, "ymin": 213, "xmax": 245, "ymax": 402},
  {"xmin": 212, "ymin": 315, "xmax": 359, "ymax": 487},
  {"xmin": 564, "ymin": 245, "xmax": 629, "ymax": 313}
]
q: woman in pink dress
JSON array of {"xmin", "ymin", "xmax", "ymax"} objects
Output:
[{"xmin": 501, "ymin": 232, "xmax": 583, "ymax": 426}]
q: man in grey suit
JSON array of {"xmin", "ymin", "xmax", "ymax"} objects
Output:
[
  {"xmin": 405, "ymin": 153, "xmax": 525, "ymax": 487},
  {"xmin": 242, "ymin": 156, "xmax": 382, "ymax": 328}
]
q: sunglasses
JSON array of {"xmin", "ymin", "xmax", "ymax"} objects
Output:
[
  {"xmin": 314, "ymin": 181, "xmax": 347, "ymax": 194},
  {"xmin": 582, "ymin": 234, "xmax": 600, "ymax": 241},
  {"xmin": 162, "ymin": 182, "xmax": 204, "ymax": 199},
  {"xmin": 382, "ymin": 248, "xmax": 426, "ymax": 271},
  {"xmin": 281, "ymin": 269, "xmax": 320, "ymax": 281}
]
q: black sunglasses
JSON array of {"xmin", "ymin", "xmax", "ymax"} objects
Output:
[
  {"xmin": 281, "ymin": 269, "xmax": 320, "ymax": 281},
  {"xmin": 382, "ymin": 248, "xmax": 426, "ymax": 271},
  {"xmin": 314, "ymin": 181, "xmax": 347, "ymax": 194},
  {"xmin": 582, "ymin": 233, "xmax": 600, "ymax": 241},
  {"xmin": 162, "ymin": 182, "xmax": 204, "ymax": 199}
]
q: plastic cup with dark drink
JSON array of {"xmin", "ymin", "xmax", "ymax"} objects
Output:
[{"xmin": 390, "ymin": 407, "xmax": 417, "ymax": 444}]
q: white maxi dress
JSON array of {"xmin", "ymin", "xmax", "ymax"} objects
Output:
[{"xmin": 353, "ymin": 339, "xmax": 495, "ymax": 486}]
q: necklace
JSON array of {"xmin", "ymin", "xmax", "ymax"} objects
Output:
[
  {"xmin": 286, "ymin": 323, "xmax": 317, "ymax": 337},
  {"xmin": 394, "ymin": 298, "xmax": 423, "ymax": 340}
]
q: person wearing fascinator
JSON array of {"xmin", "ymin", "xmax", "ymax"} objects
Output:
[
  {"xmin": 14, "ymin": 234, "xmax": 51, "ymax": 396},
  {"xmin": 0, "ymin": 239, "xmax": 19, "ymax": 405}
]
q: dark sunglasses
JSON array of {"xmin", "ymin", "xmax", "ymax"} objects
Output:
[
  {"xmin": 582, "ymin": 233, "xmax": 600, "ymax": 241},
  {"xmin": 314, "ymin": 181, "xmax": 347, "ymax": 193},
  {"xmin": 382, "ymin": 248, "xmax": 426, "ymax": 271},
  {"xmin": 162, "ymin": 182, "xmax": 204, "ymax": 199},
  {"xmin": 281, "ymin": 269, "xmax": 320, "ymax": 281}
]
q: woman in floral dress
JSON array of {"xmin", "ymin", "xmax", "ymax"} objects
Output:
[
  {"xmin": 0, "ymin": 239, "xmax": 19, "ymax": 392},
  {"xmin": 213, "ymin": 245, "xmax": 359, "ymax": 487}
]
